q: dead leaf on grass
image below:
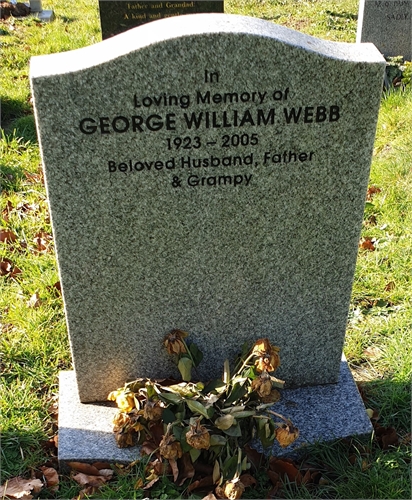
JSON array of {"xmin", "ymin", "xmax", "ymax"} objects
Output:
[
  {"xmin": 269, "ymin": 457, "xmax": 303, "ymax": 484},
  {"xmin": 40, "ymin": 466, "xmax": 59, "ymax": 491},
  {"xmin": 0, "ymin": 258, "xmax": 22, "ymax": 278},
  {"xmin": 33, "ymin": 232, "xmax": 52, "ymax": 253},
  {"xmin": 359, "ymin": 237, "xmax": 375, "ymax": 251},
  {"xmin": 375, "ymin": 424, "xmax": 399, "ymax": 449},
  {"xmin": 366, "ymin": 185, "xmax": 381, "ymax": 201},
  {"xmin": 72, "ymin": 472, "xmax": 107, "ymax": 488},
  {"xmin": 0, "ymin": 476, "xmax": 43, "ymax": 499},
  {"xmin": 0, "ymin": 229, "xmax": 17, "ymax": 243}
]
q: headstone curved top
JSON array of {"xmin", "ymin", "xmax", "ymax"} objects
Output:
[{"xmin": 31, "ymin": 14, "xmax": 385, "ymax": 403}]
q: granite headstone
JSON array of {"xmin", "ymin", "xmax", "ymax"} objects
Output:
[
  {"xmin": 357, "ymin": 0, "xmax": 412, "ymax": 60},
  {"xmin": 98, "ymin": 0, "xmax": 224, "ymax": 39},
  {"xmin": 30, "ymin": 14, "xmax": 385, "ymax": 462}
]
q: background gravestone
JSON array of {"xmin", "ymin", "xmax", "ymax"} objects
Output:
[
  {"xmin": 357, "ymin": 0, "xmax": 412, "ymax": 60},
  {"xmin": 98, "ymin": 0, "xmax": 224, "ymax": 39},
  {"xmin": 30, "ymin": 14, "xmax": 385, "ymax": 405}
]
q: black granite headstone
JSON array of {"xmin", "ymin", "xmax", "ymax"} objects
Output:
[{"xmin": 99, "ymin": 0, "xmax": 224, "ymax": 39}]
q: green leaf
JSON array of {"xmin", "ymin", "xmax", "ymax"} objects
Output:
[
  {"xmin": 222, "ymin": 454, "xmax": 238, "ymax": 475},
  {"xmin": 181, "ymin": 426, "xmax": 192, "ymax": 452},
  {"xmin": 145, "ymin": 383, "xmax": 157, "ymax": 400},
  {"xmin": 158, "ymin": 392, "xmax": 183, "ymax": 405},
  {"xmin": 189, "ymin": 343, "xmax": 203, "ymax": 367},
  {"xmin": 228, "ymin": 410, "xmax": 256, "ymax": 419},
  {"xmin": 207, "ymin": 406, "xmax": 215, "ymax": 419},
  {"xmin": 166, "ymin": 382, "xmax": 200, "ymax": 398},
  {"xmin": 202, "ymin": 378, "xmax": 226, "ymax": 394},
  {"xmin": 172, "ymin": 425, "xmax": 183, "ymax": 441},
  {"xmin": 209, "ymin": 434, "xmax": 227, "ymax": 447},
  {"xmin": 162, "ymin": 407, "xmax": 177, "ymax": 424},
  {"xmin": 178, "ymin": 356, "xmax": 193, "ymax": 382},
  {"xmin": 124, "ymin": 379, "xmax": 146, "ymax": 392},
  {"xmin": 190, "ymin": 447, "xmax": 201, "ymax": 463},
  {"xmin": 224, "ymin": 383, "xmax": 248, "ymax": 406},
  {"xmin": 223, "ymin": 422, "xmax": 242, "ymax": 437},
  {"xmin": 185, "ymin": 399, "xmax": 210, "ymax": 419}
]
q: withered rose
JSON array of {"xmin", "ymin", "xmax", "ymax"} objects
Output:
[
  {"xmin": 159, "ymin": 433, "xmax": 183, "ymax": 460},
  {"xmin": 163, "ymin": 329, "xmax": 188, "ymax": 355},
  {"xmin": 108, "ymin": 389, "xmax": 135, "ymax": 413},
  {"xmin": 252, "ymin": 338, "xmax": 280, "ymax": 373},
  {"xmin": 186, "ymin": 421, "xmax": 210, "ymax": 450},
  {"xmin": 251, "ymin": 371, "xmax": 273, "ymax": 398},
  {"xmin": 275, "ymin": 421, "xmax": 300, "ymax": 448},
  {"xmin": 143, "ymin": 400, "xmax": 164, "ymax": 421},
  {"xmin": 222, "ymin": 479, "xmax": 245, "ymax": 499}
]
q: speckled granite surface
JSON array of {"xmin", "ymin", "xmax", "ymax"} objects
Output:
[
  {"xmin": 31, "ymin": 14, "xmax": 385, "ymax": 403},
  {"xmin": 58, "ymin": 357, "xmax": 372, "ymax": 464},
  {"xmin": 357, "ymin": 0, "xmax": 412, "ymax": 60}
]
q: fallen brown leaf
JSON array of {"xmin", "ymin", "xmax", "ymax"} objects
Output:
[
  {"xmin": 187, "ymin": 476, "xmax": 214, "ymax": 493},
  {"xmin": 269, "ymin": 457, "xmax": 303, "ymax": 485},
  {"xmin": 244, "ymin": 444, "xmax": 263, "ymax": 470},
  {"xmin": 239, "ymin": 473, "xmax": 256, "ymax": 487},
  {"xmin": 169, "ymin": 458, "xmax": 179, "ymax": 483},
  {"xmin": 40, "ymin": 466, "xmax": 59, "ymax": 492},
  {"xmin": 72, "ymin": 472, "xmax": 107, "ymax": 488},
  {"xmin": 0, "ymin": 229, "xmax": 17, "ymax": 243},
  {"xmin": 33, "ymin": 232, "xmax": 52, "ymax": 253},
  {"xmin": 177, "ymin": 453, "xmax": 195, "ymax": 486},
  {"xmin": 375, "ymin": 424, "xmax": 399, "ymax": 449},
  {"xmin": 68, "ymin": 462, "xmax": 101, "ymax": 476},
  {"xmin": 0, "ymin": 477, "xmax": 43, "ymax": 499},
  {"xmin": 366, "ymin": 185, "xmax": 381, "ymax": 201},
  {"xmin": 359, "ymin": 237, "xmax": 375, "ymax": 251},
  {"xmin": 92, "ymin": 462, "xmax": 112, "ymax": 470},
  {"xmin": 0, "ymin": 258, "xmax": 22, "ymax": 278}
]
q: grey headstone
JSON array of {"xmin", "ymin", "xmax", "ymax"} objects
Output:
[
  {"xmin": 58, "ymin": 356, "xmax": 373, "ymax": 466},
  {"xmin": 30, "ymin": 14, "xmax": 385, "ymax": 404},
  {"xmin": 357, "ymin": 0, "xmax": 412, "ymax": 60}
]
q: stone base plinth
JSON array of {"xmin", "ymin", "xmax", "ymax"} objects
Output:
[{"xmin": 58, "ymin": 357, "xmax": 372, "ymax": 466}]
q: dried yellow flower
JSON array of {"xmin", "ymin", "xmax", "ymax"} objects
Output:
[
  {"xmin": 159, "ymin": 433, "xmax": 183, "ymax": 460},
  {"xmin": 108, "ymin": 390, "xmax": 135, "ymax": 413},
  {"xmin": 186, "ymin": 421, "xmax": 210, "ymax": 450},
  {"xmin": 252, "ymin": 338, "xmax": 280, "ymax": 373},
  {"xmin": 164, "ymin": 329, "xmax": 188, "ymax": 355}
]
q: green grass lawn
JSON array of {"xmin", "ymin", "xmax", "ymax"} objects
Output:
[{"xmin": 1, "ymin": 0, "xmax": 411, "ymax": 498}]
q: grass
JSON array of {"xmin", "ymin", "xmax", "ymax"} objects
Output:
[{"xmin": 1, "ymin": 0, "xmax": 411, "ymax": 498}]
